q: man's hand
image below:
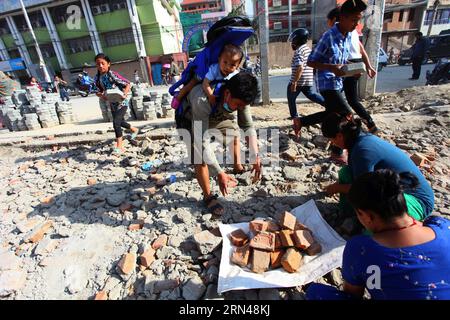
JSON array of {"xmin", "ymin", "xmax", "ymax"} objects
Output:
[
  {"xmin": 290, "ymin": 82, "xmax": 297, "ymax": 93},
  {"xmin": 324, "ymin": 183, "xmax": 341, "ymax": 195},
  {"xmin": 217, "ymin": 172, "xmax": 238, "ymax": 196},
  {"xmin": 330, "ymin": 64, "xmax": 345, "ymax": 77},
  {"xmin": 251, "ymin": 156, "xmax": 262, "ymax": 183},
  {"xmin": 366, "ymin": 65, "xmax": 377, "ymax": 79},
  {"xmin": 207, "ymin": 94, "xmax": 216, "ymax": 106}
]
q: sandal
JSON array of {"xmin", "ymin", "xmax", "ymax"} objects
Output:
[
  {"xmin": 130, "ymin": 129, "xmax": 139, "ymax": 140},
  {"xmin": 112, "ymin": 147, "xmax": 123, "ymax": 155},
  {"xmin": 203, "ymin": 194, "xmax": 224, "ymax": 216}
]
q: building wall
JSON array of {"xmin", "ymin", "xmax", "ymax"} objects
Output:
[{"xmin": 420, "ymin": 1, "xmax": 450, "ymax": 35}]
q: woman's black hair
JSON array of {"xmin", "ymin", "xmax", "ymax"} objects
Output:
[
  {"xmin": 221, "ymin": 71, "xmax": 259, "ymax": 105},
  {"xmin": 341, "ymin": 0, "xmax": 368, "ymax": 16},
  {"xmin": 327, "ymin": 7, "xmax": 341, "ymax": 22},
  {"xmin": 321, "ymin": 113, "xmax": 362, "ymax": 148},
  {"xmin": 348, "ymin": 169, "xmax": 419, "ymax": 221}
]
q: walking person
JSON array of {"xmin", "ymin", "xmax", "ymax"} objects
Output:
[
  {"xmin": 94, "ymin": 53, "xmax": 139, "ymax": 154},
  {"xmin": 410, "ymin": 32, "xmax": 429, "ymax": 80},
  {"xmin": 286, "ymin": 28, "xmax": 325, "ymax": 120},
  {"xmin": 54, "ymin": 75, "xmax": 70, "ymax": 101}
]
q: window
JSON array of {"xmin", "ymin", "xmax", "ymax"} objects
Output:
[
  {"xmin": 0, "ymin": 19, "xmax": 10, "ymax": 35},
  {"xmin": 273, "ymin": 22, "xmax": 282, "ymax": 30},
  {"xmin": 424, "ymin": 10, "xmax": 433, "ymax": 25},
  {"xmin": 399, "ymin": 10, "xmax": 404, "ymax": 22},
  {"xmin": 273, "ymin": 0, "xmax": 282, "ymax": 7},
  {"xmin": 67, "ymin": 37, "xmax": 93, "ymax": 54},
  {"xmin": 436, "ymin": 9, "xmax": 450, "ymax": 25},
  {"xmin": 102, "ymin": 29, "xmax": 134, "ymax": 47},
  {"xmin": 408, "ymin": 8, "xmax": 415, "ymax": 22},
  {"xmin": 384, "ymin": 12, "xmax": 393, "ymax": 23}
]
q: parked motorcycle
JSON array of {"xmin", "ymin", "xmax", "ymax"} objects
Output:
[{"xmin": 426, "ymin": 58, "xmax": 450, "ymax": 85}]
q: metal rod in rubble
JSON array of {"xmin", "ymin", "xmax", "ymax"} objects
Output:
[
  {"xmin": 19, "ymin": 0, "xmax": 52, "ymax": 83},
  {"xmin": 257, "ymin": 0, "xmax": 270, "ymax": 106}
]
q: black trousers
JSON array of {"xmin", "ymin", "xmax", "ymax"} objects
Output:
[
  {"xmin": 299, "ymin": 90, "xmax": 352, "ymax": 155},
  {"xmin": 343, "ymin": 76, "xmax": 375, "ymax": 127},
  {"xmin": 111, "ymin": 103, "xmax": 131, "ymax": 138},
  {"xmin": 412, "ymin": 56, "xmax": 423, "ymax": 79}
]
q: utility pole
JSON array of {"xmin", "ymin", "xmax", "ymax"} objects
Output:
[
  {"xmin": 359, "ymin": 0, "xmax": 385, "ymax": 99},
  {"xmin": 19, "ymin": 0, "xmax": 51, "ymax": 83},
  {"xmin": 257, "ymin": 0, "xmax": 270, "ymax": 106},
  {"xmin": 288, "ymin": 0, "xmax": 292, "ymax": 35},
  {"xmin": 427, "ymin": 0, "xmax": 440, "ymax": 37}
]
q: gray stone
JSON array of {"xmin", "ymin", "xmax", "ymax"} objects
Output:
[
  {"xmin": 106, "ymin": 193, "xmax": 126, "ymax": 207},
  {"xmin": 182, "ymin": 277, "xmax": 206, "ymax": 300},
  {"xmin": 0, "ymin": 269, "xmax": 27, "ymax": 297},
  {"xmin": 193, "ymin": 230, "xmax": 222, "ymax": 255}
]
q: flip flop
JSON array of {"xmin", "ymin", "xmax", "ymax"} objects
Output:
[
  {"xmin": 203, "ymin": 194, "xmax": 224, "ymax": 216},
  {"xmin": 131, "ymin": 131, "xmax": 139, "ymax": 139},
  {"xmin": 112, "ymin": 147, "xmax": 123, "ymax": 155}
]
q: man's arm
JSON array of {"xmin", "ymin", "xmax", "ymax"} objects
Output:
[
  {"xmin": 359, "ymin": 41, "xmax": 376, "ymax": 78},
  {"xmin": 307, "ymin": 61, "xmax": 345, "ymax": 76}
]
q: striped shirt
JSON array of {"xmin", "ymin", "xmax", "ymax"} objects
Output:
[
  {"xmin": 308, "ymin": 24, "xmax": 352, "ymax": 91},
  {"xmin": 290, "ymin": 44, "xmax": 314, "ymax": 86}
]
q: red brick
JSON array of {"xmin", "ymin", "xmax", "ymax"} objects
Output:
[
  {"xmin": 140, "ymin": 248, "xmax": 155, "ymax": 267},
  {"xmin": 40, "ymin": 196, "xmax": 54, "ymax": 205},
  {"xmin": 266, "ymin": 220, "xmax": 280, "ymax": 232},
  {"xmin": 46, "ymin": 135, "xmax": 55, "ymax": 140},
  {"xmin": 306, "ymin": 241, "xmax": 322, "ymax": 256},
  {"xmin": 281, "ymin": 248, "xmax": 303, "ymax": 273},
  {"xmin": 118, "ymin": 253, "xmax": 136, "ymax": 274},
  {"xmin": 294, "ymin": 221, "xmax": 310, "ymax": 232},
  {"xmin": 128, "ymin": 223, "xmax": 143, "ymax": 231},
  {"xmin": 280, "ymin": 211, "xmax": 296, "ymax": 230},
  {"xmin": 19, "ymin": 164, "xmax": 29, "ymax": 172},
  {"xmin": 251, "ymin": 249, "xmax": 271, "ymax": 274},
  {"xmin": 229, "ymin": 229, "xmax": 249, "ymax": 247},
  {"xmin": 87, "ymin": 178, "xmax": 97, "ymax": 185},
  {"xmin": 119, "ymin": 202, "xmax": 133, "ymax": 213},
  {"xmin": 25, "ymin": 221, "xmax": 53, "ymax": 243},
  {"xmin": 230, "ymin": 244, "xmax": 251, "ymax": 268},
  {"xmin": 152, "ymin": 234, "xmax": 168, "ymax": 249},
  {"xmin": 270, "ymin": 250, "xmax": 285, "ymax": 269},
  {"xmin": 292, "ymin": 230, "xmax": 314, "ymax": 250},
  {"xmin": 249, "ymin": 219, "xmax": 268, "ymax": 234},
  {"xmin": 274, "ymin": 232, "xmax": 283, "ymax": 249},
  {"xmin": 146, "ymin": 187, "xmax": 157, "ymax": 195},
  {"xmin": 279, "ymin": 230, "xmax": 294, "ymax": 247},
  {"xmin": 249, "ymin": 232, "xmax": 275, "ymax": 251},
  {"xmin": 410, "ymin": 153, "xmax": 427, "ymax": 167},
  {"xmin": 34, "ymin": 160, "xmax": 46, "ymax": 168},
  {"xmin": 151, "ymin": 174, "xmax": 164, "ymax": 181},
  {"xmin": 94, "ymin": 291, "xmax": 108, "ymax": 300}
]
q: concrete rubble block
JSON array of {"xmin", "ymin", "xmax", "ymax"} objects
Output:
[
  {"xmin": 87, "ymin": 178, "xmax": 97, "ymax": 185},
  {"xmin": 33, "ymin": 237, "xmax": 58, "ymax": 256},
  {"xmin": 281, "ymin": 147, "xmax": 297, "ymax": 161},
  {"xmin": 16, "ymin": 217, "xmax": 43, "ymax": 234},
  {"xmin": 280, "ymin": 211, "xmax": 296, "ymax": 230},
  {"xmin": 410, "ymin": 152, "xmax": 428, "ymax": 167},
  {"xmin": 117, "ymin": 253, "xmax": 136, "ymax": 275},
  {"xmin": 230, "ymin": 244, "xmax": 250, "ymax": 268},
  {"xmin": 153, "ymin": 279, "xmax": 180, "ymax": 293},
  {"xmin": 119, "ymin": 202, "xmax": 133, "ymax": 213},
  {"xmin": 270, "ymin": 249, "xmax": 285, "ymax": 269},
  {"xmin": 193, "ymin": 230, "xmax": 222, "ymax": 255},
  {"xmin": 23, "ymin": 220, "xmax": 53, "ymax": 243},
  {"xmin": 228, "ymin": 229, "xmax": 249, "ymax": 247},
  {"xmin": 152, "ymin": 234, "xmax": 168, "ymax": 250},
  {"xmin": 251, "ymin": 249, "xmax": 271, "ymax": 274},
  {"xmin": 292, "ymin": 230, "xmax": 314, "ymax": 250},
  {"xmin": 279, "ymin": 230, "xmax": 295, "ymax": 247},
  {"xmin": 0, "ymin": 269, "xmax": 27, "ymax": 297},
  {"xmin": 139, "ymin": 248, "xmax": 156, "ymax": 267},
  {"xmin": 306, "ymin": 241, "xmax": 322, "ymax": 256},
  {"xmin": 182, "ymin": 276, "xmax": 206, "ymax": 300},
  {"xmin": 281, "ymin": 248, "xmax": 303, "ymax": 273},
  {"xmin": 249, "ymin": 219, "xmax": 268, "ymax": 234},
  {"xmin": 0, "ymin": 251, "xmax": 21, "ymax": 271},
  {"xmin": 249, "ymin": 231, "xmax": 275, "ymax": 251},
  {"xmin": 94, "ymin": 291, "xmax": 108, "ymax": 300}
]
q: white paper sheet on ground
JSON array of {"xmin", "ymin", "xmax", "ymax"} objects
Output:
[{"xmin": 217, "ymin": 199, "xmax": 346, "ymax": 293}]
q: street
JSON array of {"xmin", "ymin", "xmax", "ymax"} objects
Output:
[{"xmin": 267, "ymin": 63, "xmax": 436, "ymax": 101}]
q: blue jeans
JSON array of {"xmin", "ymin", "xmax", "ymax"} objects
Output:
[
  {"xmin": 286, "ymin": 83, "xmax": 325, "ymax": 118},
  {"xmin": 59, "ymin": 89, "xmax": 70, "ymax": 101}
]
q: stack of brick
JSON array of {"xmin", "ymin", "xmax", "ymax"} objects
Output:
[
  {"xmin": 3, "ymin": 108, "xmax": 27, "ymax": 131},
  {"xmin": 55, "ymin": 101, "xmax": 75, "ymax": 124},
  {"xmin": 149, "ymin": 91, "xmax": 162, "ymax": 118},
  {"xmin": 98, "ymin": 98, "xmax": 113, "ymax": 122},
  {"xmin": 143, "ymin": 101, "xmax": 157, "ymax": 120},
  {"xmin": 23, "ymin": 113, "xmax": 42, "ymax": 130},
  {"xmin": 131, "ymin": 96, "xmax": 144, "ymax": 120},
  {"xmin": 35, "ymin": 102, "xmax": 59, "ymax": 128},
  {"xmin": 161, "ymin": 93, "xmax": 173, "ymax": 118},
  {"xmin": 229, "ymin": 211, "xmax": 322, "ymax": 274}
]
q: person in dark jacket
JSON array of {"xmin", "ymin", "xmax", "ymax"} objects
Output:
[{"xmin": 410, "ymin": 32, "xmax": 429, "ymax": 80}]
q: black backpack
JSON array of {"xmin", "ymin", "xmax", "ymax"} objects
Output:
[{"xmin": 205, "ymin": 15, "xmax": 252, "ymax": 46}]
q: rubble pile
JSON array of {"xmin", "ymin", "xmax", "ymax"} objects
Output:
[{"xmin": 229, "ymin": 212, "xmax": 321, "ymax": 274}]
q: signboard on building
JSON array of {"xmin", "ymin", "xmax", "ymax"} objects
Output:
[
  {"xmin": 0, "ymin": 0, "xmax": 52, "ymax": 14},
  {"xmin": 0, "ymin": 58, "xmax": 26, "ymax": 72}
]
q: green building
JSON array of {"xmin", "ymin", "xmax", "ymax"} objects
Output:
[{"xmin": 0, "ymin": 0, "xmax": 185, "ymax": 84}]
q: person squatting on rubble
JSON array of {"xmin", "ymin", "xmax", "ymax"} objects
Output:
[
  {"xmin": 286, "ymin": 28, "xmax": 325, "ymax": 120},
  {"xmin": 326, "ymin": 6, "xmax": 378, "ymax": 133},
  {"xmin": 293, "ymin": 0, "xmax": 368, "ymax": 164},
  {"xmin": 321, "ymin": 113, "xmax": 434, "ymax": 223},
  {"xmin": 306, "ymin": 169, "xmax": 450, "ymax": 300},
  {"xmin": 171, "ymin": 44, "xmax": 243, "ymax": 110},
  {"xmin": 94, "ymin": 53, "xmax": 140, "ymax": 154},
  {"xmin": 181, "ymin": 71, "xmax": 261, "ymax": 216}
]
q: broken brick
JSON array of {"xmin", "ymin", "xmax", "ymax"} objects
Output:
[
  {"xmin": 249, "ymin": 219, "xmax": 268, "ymax": 234},
  {"xmin": 229, "ymin": 229, "xmax": 249, "ymax": 247},
  {"xmin": 279, "ymin": 230, "xmax": 294, "ymax": 247},
  {"xmin": 292, "ymin": 230, "xmax": 314, "ymax": 250},
  {"xmin": 128, "ymin": 223, "xmax": 143, "ymax": 231},
  {"xmin": 306, "ymin": 241, "xmax": 322, "ymax": 256},
  {"xmin": 410, "ymin": 153, "xmax": 428, "ymax": 167},
  {"xmin": 251, "ymin": 249, "xmax": 271, "ymax": 274},
  {"xmin": 119, "ymin": 202, "xmax": 133, "ymax": 213},
  {"xmin": 40, "ymin": 196, "xmax": 54, "ymax": 205},
  {"xmin": 230, "ymin": 244, "xmax": 250, "ymax": 268},
  {"xmin": 87, "ymin": 178, "xmax": 97, "ymax": 185},
  {"xmin": 274, "ymin": 232, "xmax": 283, "ymax": 249},
  {"xmin": 24, "ymin": 221, "xmax": 53, "ymax": 243},
  {"xmin": 266, "ymin": 220, "xmax": 280, "ymax": 232},
  {"xmin": 117, "ymin": 253, "xmax": 136, "ymax": 275},
  {"xmin": 270, "ymin": 250, "xmax": 285, "ymax": 269},
  {"xmin": 94, "ymin": 291, "xmax": 108, "ymax": 300},
  {"xmin": 146, "ymin": 187, "xmax": 157, "ymax": 195},
  {"xmin": 294, "ymin": 221, "xmax": 310, "ymax": 231},
  {"xmin": 152, "ymin": 234, "xmax": 168, "ymax": 249},
  {"xmin": 249, "ymin": 231, "xmax": 275, "ymax": 251},
  {"xmin": 280, "ymin": 211, "xmax": 296, "ymax": 230},
  {"xmin": 281, "ymin": 248, "xmax": 303, "ymax": 273},
  {"xmin": 139, "ymin": 248, "xmax": 155, "ymax": 267}
]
